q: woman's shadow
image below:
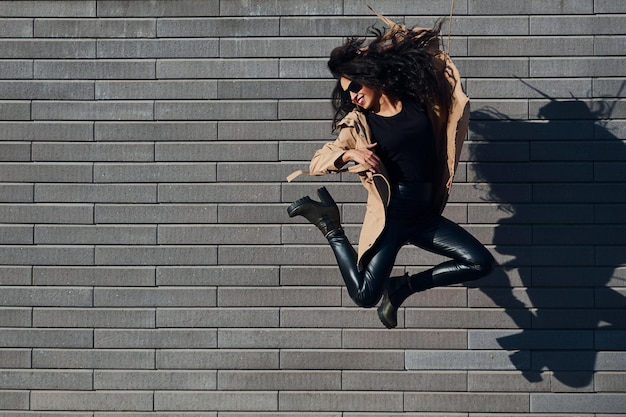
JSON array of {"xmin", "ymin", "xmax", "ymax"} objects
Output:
[{"xmin": 469, "ymin": 81, "xmax": 626, "ymax": 387}]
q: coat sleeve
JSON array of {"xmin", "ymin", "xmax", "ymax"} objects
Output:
[
  {"xmin": 309, "ymin": 127, "xmax": 357, "ymax": 174},
  {"xmin": 286, "ymin": 125, "xmax": 358, "ymax": 182}
]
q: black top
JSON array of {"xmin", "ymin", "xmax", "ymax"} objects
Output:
[{"xmin": 366, "ymin": 98, "xmax": 435, "ymax": 184}]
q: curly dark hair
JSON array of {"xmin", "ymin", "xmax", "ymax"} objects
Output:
[{"xmin": 328, "ymin": 21, "xmax": 452, "ymax": 128}]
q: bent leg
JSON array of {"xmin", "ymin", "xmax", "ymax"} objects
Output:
[
  {"xmin": 407, "ymin": 216, "xmax": 494, "ymax": 292},
  {"xmin": 327, "ymin": 222, "xmax": 403, "ymax": 308}
]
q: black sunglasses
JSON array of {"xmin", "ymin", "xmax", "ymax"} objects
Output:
[{"xmin": 345, "ymin": 80, "xmax": 362, "ymax": 94}]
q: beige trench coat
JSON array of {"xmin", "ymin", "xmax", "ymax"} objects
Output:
[{"xmin": 288, "ymin": 22, "xmax": 470, "ymax": 271}]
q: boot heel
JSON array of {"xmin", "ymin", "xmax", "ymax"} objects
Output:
[{"xmin": 316, "ymin": 186, "xmax": 336, "ymax": 207}]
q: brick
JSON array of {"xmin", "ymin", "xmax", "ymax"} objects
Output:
[
  {"xmin": 156, "ymin": 100, "xmax": 277, "ymax": 121},
  {"xmin": 0, "ymin": 18, "xmax": 33, "ymax": 37},
  {"xmin": 156, "ymin": 349, "xmax": 279, "ymax": 370},
  {"xmin": 468, "ymin": 330, "xmax": 594, "ymax": 350},
  {"xmin": 405, "ymin": 308, "xmax": 529, "ymax": 329},
  {"xmin": 156, "ymin": 308, "xmax": 278, "ymax": 328},
  {"xmin": 0, "ymin": 122, "xmax": 93, "ymax": 141},
  {"xmin": 155, "ymin": 141, "xmax": 278, "ymax": 162},
  {"xmin": 217, "ymin": 162, "xmax": 304, "ymax": 182},
  {"xmin": 218, "ymin": 329, "xmax": 342, "ymax": 349},
  {"xmin": 342, "ymin": 370, "xmax": 466, "ymax": 392},
  {"xmin": 158, "ymin": 17, "xmax": 278, "ymax": 37},
  {"xmin": 157, "ymin": 59, "xmax": 278, "ymax": 79},
  {"xmin": 159, "ymin": 224, "xmax": 280, "ymax": 245},
  {"xmin": 30, "ymin": 391, "xmax": 153, "ymax": 411},
  {"xmin": 97, "ymin": 80, "xmax": 217, "ymax": 99},
  {"xmin": 472, "ymin": 36, "xmax": 594, "ymax": 56},
  {"xmin": 405, "ymin": 392, "xmax": 529, "ymax": 412},
  {"xmin": 95, "ymin": 204, "xmax": 217, "ymax": 224},
  {"xmin": 470, "ymin": 288, "xmax": 593, "ymax": 308},
  {"xmin": 35, "ymin": 59, "xmax": 156, "ymax": 80},
  {"xmin": 158, "ymin": 184, "xmax": 280, "ymax": 203},
  {"xmin": 0, "ymin": 141, "xmax": 31, "ymax": 162},
  {"xmin": 595, "ymin": 372, "xmax": 626, "ymax": 392},
  {"xmin": 0, "ymin": 370, "xmax": 92, "ymax": 390},
  {"xmin": 454, "ymin": 57, "xmax": 529, "ymax": 77},
  {"xmin": 218, "ymin": 79, "xmax": 334, "ymax": 99},
  {"xmin": 156, "ymin": 266, "xmax": 278, "ymax": 286},
  {"xmin": 33, "ymin": 100, "xmax": 153, "ymax": 121},
  {"xmin": 220, "ymin": 204, "xmax": 297, "ymax": 224},
  {"xmin": 32, "ymin": 308, "xmax": 155, "ymax": 328},
  {"xmin": 94, "ymin": 287, "xmax": 216, "ymax": 307},
  {"xmin": 531, "ymin": 140, "xmax": 624, "ymax": 161},
  {"xmin": 95, "ymin": 121, "xmax": 217, "ymax": 141},
  {"xmin": 0, "ymin": 162, "xmax": 92, "ymax": 182},
  {"xmin": 0, "ymin": 225, "xmax": 33, "ymax": 244},
  {"xmin": 278, "ymin": 391, "xmax": 402, "ymax": 412},
  {"xmin": 220, "ymin": 0, "xmax": 341, "ymax": 16},
  {"xmin": 536, "ymin": 16, "xmax": 624, "ymax": 35},
  {"xmin": 0, "ymin": 246, "xmax": 94, "ymax": 266},
  {"xmin": 406, "ymin": 350, "xmax": 524, "ymax": 371},
  {"xmin": 218, "ymin": 287, "xmax": 339, "ymax": 307},
  {"xmin": 0, "ymin": 349, "xmax": 30, "ymax": 368},
  {"xmin": 35, "ymin": 225, "xmax": 156, "ymax": 244},
  {"xmin": 280, "ymin": 16, "xmax": 399, "ymax": 36},
  {"xmin": 0, "ymin": 60, "xmax": 33, "ymax": 79},
  {"xmin": 219, "ymin": 120, "xmax": 331, "ymax": 140},
  {"xmin": 466, "ymin": 79, "xmax": 592, "ymax": 100},
  {"xmin": 532, "ymin": 57, "xmax": 626, "ymax": 78},
  {"xmin": 94, "ymin": 162, "xmax": 216, "ymax": 182},
  {"xmin": 33, "ymin": 266, "xmax": 155, "ymax": 286},
  {"xmin": 280, "ymin": 350, "xmax": 405, "ymax": 370},
  {"xmin": 95, "ymin": 245, "xmax": 217, "ymax": 266},
  {"xmin": 0, "ymin": 391, "xmax": 29, "ymax": 410},
  {"xmin": 531, "ymin": 393, "xmax": 626, "ymax": 413},
  {"xmin": 94, "ymin": 329, "xmax": 217, "ymax": 349},
  {"xmin": 0, "ymin": 307, "xmax": 31, "ymax": 326},
  {"xmin": 0, "ymin": 40, "xmax": 95, "ymax": 58},
  {"xmin": 35, "ymin": 18, "xmax": 156, "ymax": 38},
  {"xmin": 0, "ymin": 286, "xmax": 92, "ymax": 307},
  {"xmin": 218, "ymin": 370, "xmax": 340, "ymax": 391},
  {"xmin": 280, "ymin": 58, "xmax": 330, "ymax": 78},
  {"xmin": 468, "ymin": 0, "xmax": 592, "ymax": 15},
  {"xmin": 95, "ymin": 370, "xmax": 216, "ymax": 390},
  {"xmin": 154, "ymin": 391, "xmax": 276, "ymax": 412},
  {"xmin": 99, "ymin": 39, "xmax": 218, "ymax": 59},
  {"xmin": 0, "ymin": 102, "xmax": 31, "ymax": 121},
  {"xmin": 98, "ymin": 0, "xmax": 219, "ymax": 17},
  {"xmin": 0, "ymin": 266, "xmax": 31, "ymax": 285},
  {"xmin": 343, "ymin": 329, "xmax": 467, "ymax": 349},
  {"xmin": 32, "ymin": 142, "xmax": 154, "ymax": 162},
  {"xmin": 0, "ymin": 329, "xmax": 92, "ymax": 348},
  {"xmin": 220, "ymin": 38, "xmax": 338, "ymax": 58},
  {"xmin": 33, "ymin": 349, "xmax": 154, "ymax": 369},
  {"xmin": 280, "ymin": 307, "xmax": 391, "ymax": 329},
  {"xmin": 0, "ymin": 1, "xmax": 95, "ymax": 17}
]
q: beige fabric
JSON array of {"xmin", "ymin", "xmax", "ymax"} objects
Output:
[{"xmin": 287, "ymin": 16, "xmax": 469, "ymax": 271}]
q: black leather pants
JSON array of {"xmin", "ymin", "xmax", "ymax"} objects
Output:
[{"xmin": 327, "ymin": 182, "xmax": 495, "ymax": 308}]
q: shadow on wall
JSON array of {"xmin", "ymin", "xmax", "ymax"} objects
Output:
[{"xmin": 469, "ymin": 81, "xmax": 626, "ymax": 388}]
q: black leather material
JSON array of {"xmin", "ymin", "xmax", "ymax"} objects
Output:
[{"xmin": 329, "ymin": 182, "xmax": 495, "ymax": 313}]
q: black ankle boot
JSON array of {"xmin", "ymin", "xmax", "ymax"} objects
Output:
[
  {"xmin": 287, "ymin": 187, "xmax": 342, "ymax": 237},
  {"xmin": 377, "ymin": 274, "xmax": 408, "ymax": 329}
]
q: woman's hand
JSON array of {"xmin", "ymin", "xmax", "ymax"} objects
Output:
[{"xmin": 342, "ymin": 143, "xmax": 381, "ymax": 173}]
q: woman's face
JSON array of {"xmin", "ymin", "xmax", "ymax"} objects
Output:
[{"xmin": 340, "ymin": 76, "xmax": 380, "ymax": 110}]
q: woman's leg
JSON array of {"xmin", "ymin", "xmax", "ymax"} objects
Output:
[
  {"xmin": 327, "ymin": 219, "xmax": 403, "ymax": 308},
  {"xmin": 288, "ymin": 186, "xmax": 402, "ymax": 308},
  {"xmin": 378, "ymin": 215, "xmax": 495, "ymax": 328}
]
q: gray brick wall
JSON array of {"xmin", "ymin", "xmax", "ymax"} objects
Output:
[{"xmin": 0, "ymin": 0, "xmax": 624, "ymax": 415}]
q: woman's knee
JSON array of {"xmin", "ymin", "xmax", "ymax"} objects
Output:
[{"xmin": 468, "ymin": 250, "xmax": 495, "ymax": 279}]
